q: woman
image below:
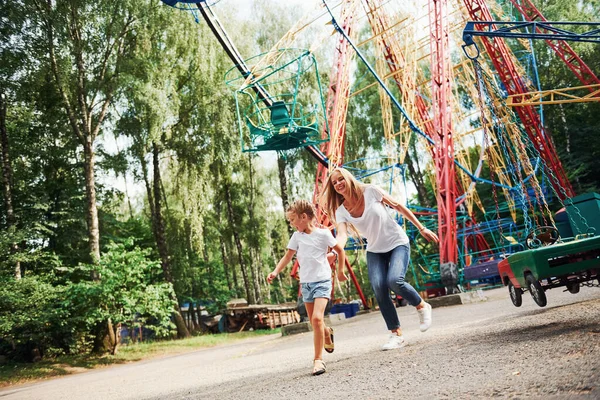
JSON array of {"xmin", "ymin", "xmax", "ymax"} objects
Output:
[{"xmin": 322, "ymin": 167, "xmax": 439, "ymax": 350}]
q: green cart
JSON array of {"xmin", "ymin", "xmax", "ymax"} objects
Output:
[{"xmin": 498, "ymin": 235, "xmax": 600, "ymax": 307}]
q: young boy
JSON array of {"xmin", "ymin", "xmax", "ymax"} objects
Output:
[{"xmin": 267, "ymin": 200, "xmax": 347, "ymax": 375}]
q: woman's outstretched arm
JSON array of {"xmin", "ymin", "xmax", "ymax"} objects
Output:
[
  {"xmin": 381, "ymin": 194, "xmax": 439, "ymax": 243},
  {"xmin": 335, "ymin": 222, "xmax": 349, "ymax": 249}
]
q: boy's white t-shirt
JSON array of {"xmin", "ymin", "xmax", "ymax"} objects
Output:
[
  {"xmin": 335, "ymin": 185, "xmax": 409, "ymax": 253},
  {"xmin": 287, "ymin": 227, "xmax": 337, "ymax": 283}
]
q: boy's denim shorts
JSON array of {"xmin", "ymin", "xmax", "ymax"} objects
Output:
[{"xmin": 301, "ymin": 279, "xmax": 332, "ymax": 303}]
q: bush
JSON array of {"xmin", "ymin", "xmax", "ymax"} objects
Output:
[
  {"xmin": 62, "ymin": 241, "xmax": 177, "ymax": 349},
  {"xmin": 0, "ymin": 240, "xmax": 177, "ymax": 361},
  {"xmin": 0, "ymin": 276, "xmax": 71, "ymax": 361}
]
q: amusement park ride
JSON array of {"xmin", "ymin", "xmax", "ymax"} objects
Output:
[{"xmin": 162, "ymin": 0, "xmax": 600, "ymax": 307}]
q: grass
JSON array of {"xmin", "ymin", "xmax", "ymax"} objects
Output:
[{"xmin": 0, "ymin": 328, "xmax": 280, "ymax": 388}]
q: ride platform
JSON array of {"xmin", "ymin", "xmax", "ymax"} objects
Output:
[
  {"xmin": 224, "ymin": 300, "xmax": 301, "ymax": 332},
  {"xmin": 464, "ymin": 258, "xmax": 501, "ymax": 285}
]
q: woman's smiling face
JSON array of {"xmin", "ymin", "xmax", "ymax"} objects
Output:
[{"xmin": 329, "ymin": 170, "xmax": 347, "ymax": 195}]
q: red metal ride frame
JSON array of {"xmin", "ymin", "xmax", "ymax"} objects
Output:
[
  {"xmin": 316, "ymin": 1, "xmax": 368, "ymax": 308},
  {"xmin": 462, "ymin": 0, "xmax": 574, "ymax": 199},
  {"xmin": 362, "ymin": 0, "xmax": 437, "ymax": 147},
  {"xmin": 429, "ymin": 0, "xmax": 458, "ymax": 265},
  {"xmin": 507, "ymin": 0, "xmax": 600, "ymax": 89},
  {"xmin": 292, "ymin": 0, "xmax": 369, "ymax": 308},
  {"xmin": 363, "ymin": 0, "xmax": 457, "ymax": 265}
]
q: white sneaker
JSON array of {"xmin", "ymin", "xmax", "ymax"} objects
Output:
[
  {"xmin": 381, "ymin": 334, "xmax": 406, "ymax": 351},
  {"xmin": 417, "ymin": 302, "xmax": 432, "ymax": 332}
]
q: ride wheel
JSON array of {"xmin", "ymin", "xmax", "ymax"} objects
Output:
[
  {"xmin": 508, "ymin": 281, "xmax": 523, "ymax": 307},
  {"xmin": 525, "ymin": 273, "xmax": 547, "ymax": 307},
  {"xmin": 566, "ymin": 282, "xmax": 580, "ymax": 294}
]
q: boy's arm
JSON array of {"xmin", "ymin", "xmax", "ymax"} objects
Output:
[
  {"xmin": 267, "ymin": 249, "xmax": 296, "ymax": 284},
  {"xmin": 332, "ymin": 242, "xmax": 348, "ymax": 282}
]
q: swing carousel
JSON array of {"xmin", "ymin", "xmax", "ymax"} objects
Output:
[
  {"xmin": 224, "ymin": 49, "xmax": 330, "ymax": 152},
  {"xmin": 161, "ymin": 0, "xmax": 600, "ymax": 306}
]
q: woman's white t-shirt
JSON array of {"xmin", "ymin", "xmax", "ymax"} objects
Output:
[
  {"xmin": 335, "ymin": 185, "xmax": 409, "ymax": 253},
  {"xmin": 287, "ymin": 228, "xmax": 337, "ymax": 283}
]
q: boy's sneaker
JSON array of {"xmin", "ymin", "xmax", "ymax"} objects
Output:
[
  {"xmin": 417, "ymin": 302, "xmax": 432, "ymax": 332},
  {"xmin": 381, "ymin": 334, "xmax": 406, "ymax": 351}
]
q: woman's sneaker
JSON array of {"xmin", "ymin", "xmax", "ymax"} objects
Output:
[
  {"xmin": 417, "ymin": 302, "xmax": 432, "ymax": 332},
  {"xmin": 381, "ymin": 334, "xmax": 406, "ymax": 351}
]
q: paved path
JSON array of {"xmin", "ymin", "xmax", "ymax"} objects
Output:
[{"xmin": 1, "ymin": 286, "xmax": 599, "ymax": 400}]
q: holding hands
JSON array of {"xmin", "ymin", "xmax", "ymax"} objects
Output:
[{"xmin": 328, "ymin": 251, "xmax": 348, "ymax": 282}]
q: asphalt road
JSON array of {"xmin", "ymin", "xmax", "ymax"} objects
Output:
[{"xmin": 1, "ymin": 286, "xmax": 599, "ymax": 400}]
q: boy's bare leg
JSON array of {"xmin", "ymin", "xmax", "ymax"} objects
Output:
[
  {"xmin": 312, "ymin": 298, "xmax": 329, "ymax": 360},
  {"xmin": 305, "ymin": 298, "xmax": 328, "ymax": 361}
]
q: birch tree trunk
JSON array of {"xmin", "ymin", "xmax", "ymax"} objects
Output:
[
  {"xmin": 228, "ymin": 239, "xmax": 241, "ymax": 296},
  {"xmin": 277, "ymin": 155, "xmax": 293, "ymax": 237},
  {"xmin": 215, "ymin": 199, "xmax": 234, "ymax": 294},
  {"xmin": 0, "ymin": 91, "xmax": 20, "ymax": 279},
  {"xmin": 224, "ymin": 182, "xmax": 254, "ymax": 303},
  {"xmin": 152, "ymin": 142, "xmax": 190, "ymax": 338},
  {"xmin": 83, "ymin": 138, "xmax": 100, "ymax": 265},
  {"xmin": 247, "ymin": 155, "xmax": 262, "ymax": 304},
  {"xmin": 39, "ymin": 0, "xmax": 133, "ymax": 265}
]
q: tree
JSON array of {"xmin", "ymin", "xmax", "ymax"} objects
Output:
[
  {"xmin": 35, "ymin": 0, "xmax": 135, "ymax": 264},
  {"xmin": 64, "ymin": 241, "xmax": 176, "ymax": 355},
  {"xmin": 0, "ymin": 92, "xmax": 20, "ymax": 279},
  {"xmin": 116, "ymin": 2, "xmax": 203, "ymax": 338}
]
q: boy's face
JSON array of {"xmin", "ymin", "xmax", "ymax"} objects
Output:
[{"xmin": 288, "ymin": 212, "xmax": 309, "ymax": 232}]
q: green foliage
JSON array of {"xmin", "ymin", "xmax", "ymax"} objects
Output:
[
  {"xmin": 0, "ymin": 228, "xmax": 51, "ymax": 279},
  {"xmin": 99, "ymin": 208, "xmax": 155, "ymax": 252},
  {"xmin": 0, "ymin": 276, "xmax": 69, "ymax": 361},
  {"xmin": 62, "ymin": 240, "xmax": 177, "ymax": 340},
  {"xmin": 0, "ymin": 241, "xmax": 176, "ymax": 361}
]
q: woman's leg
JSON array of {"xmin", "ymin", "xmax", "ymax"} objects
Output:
[
  {"xmin": 387, "ymin": 244, "xmax": 422, "ymax": 307},
  {"xmin": 367, "ymin": 251, "xmax": 400, "ymax": 332},
  {"xmin": 387, "ymin": 244, "xmax": 432, "ymax": 331}
]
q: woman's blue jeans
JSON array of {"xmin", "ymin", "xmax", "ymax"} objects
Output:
[{"xmin": 366, "ymin": 244, "xmax": 422, "ymax": 331}]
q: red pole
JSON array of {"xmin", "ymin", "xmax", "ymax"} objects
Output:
[
  {"xmin": 429, "ymin": 0, "xmax": 458, "ymax": 265},
  {"xmin": 295, "ymin": 0, "xmax": 371, "ymax": 308},
  {"xmin": 344, "ymin": 258, "xmax": 369, "ymax": 310}
]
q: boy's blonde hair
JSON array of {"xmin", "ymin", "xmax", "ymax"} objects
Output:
[{"xmin": 285, "ymin": 199, "xmax": 317, "ymax": 220}]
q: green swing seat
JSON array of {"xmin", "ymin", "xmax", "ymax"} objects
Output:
[
  {"xmin": 269, "ymin": 101, "xmax": 291, "ymax": 130},
  {"xmin": 247, "ymin": 101, "xmax": 317, "ymax": 151},
  {"xmin": 227, "ymin": 49, "xmax": 329, "ymax": 153}
]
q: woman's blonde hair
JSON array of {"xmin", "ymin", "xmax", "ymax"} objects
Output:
[
  {"xmin": 285, "ymin": 199, "xmax": 316, "ymax": 220},
  {"xmin": 321, "ymin": 167, "xmax": 364, "ymax": 224}
]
